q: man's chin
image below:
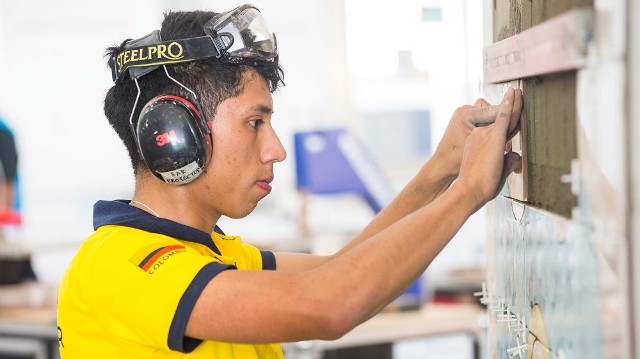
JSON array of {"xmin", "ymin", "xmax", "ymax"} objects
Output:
[{"xmin": 223, "ymin": 203, "xmax": 258, "ymax": 219}]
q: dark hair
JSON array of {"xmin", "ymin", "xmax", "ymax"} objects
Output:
[{"xmin": 103, "ymin": 10, "xmax": 285, "ymax": 174}]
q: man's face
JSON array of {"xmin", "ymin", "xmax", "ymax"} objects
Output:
[{"xmin": 194, "ymin": 69, "xmax": 286, "ymax": 218}]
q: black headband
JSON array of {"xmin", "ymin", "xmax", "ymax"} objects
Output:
[{"xmin": 109, "ymin": 31, "xmax": 221, "ymax": 83}]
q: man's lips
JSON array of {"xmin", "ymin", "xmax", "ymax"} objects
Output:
[{"xmin": 257, "ymin": 176, "xmax": 274, "ymax": 192}]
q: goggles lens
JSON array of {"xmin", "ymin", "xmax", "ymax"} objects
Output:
[{"xmin": 207, "ymin": 5, "xmax": 277, "ymax": 62}]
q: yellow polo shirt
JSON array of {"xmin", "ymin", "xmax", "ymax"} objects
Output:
[{"xmin": 57, "ymin": 200, "xmax": 282, "ymax": 358}]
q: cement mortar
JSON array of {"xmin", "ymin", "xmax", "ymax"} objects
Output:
[
  {"xmin": 494, "ymin": 0, "xmax": 593, "ymax": 42},
  {"xmin": 524, "ymin": 73, "xmax": 578, "ymax": 218}
]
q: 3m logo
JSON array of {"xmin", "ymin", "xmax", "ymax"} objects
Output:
[
  {"xmin": 156, "ymin": 130, "xmax": 177, "ymax": 146},
  {"xmin": 129, "ymin": 244, "xmax": 186, "ymax": 274}
]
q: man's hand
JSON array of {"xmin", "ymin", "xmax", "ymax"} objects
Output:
[
  {"xmin": 456, "ymin": 88, "xmax": 523, "ymax": 210},
  {"xmin": 432, "ymin": 89, "xmax": 523, "ymax": 177}
]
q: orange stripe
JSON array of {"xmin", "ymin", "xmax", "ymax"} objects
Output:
[
  {"xmin": 141, "ymin": 245, "xmax": 185, "ymax": 271},
  {"xmin": 130, "ymin": 243, "xmax": 167, "ymax": 266}
]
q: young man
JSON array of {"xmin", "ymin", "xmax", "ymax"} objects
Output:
[{"xmin": 57, "ymin": 5, "xmax": 523, "ymax": 359}]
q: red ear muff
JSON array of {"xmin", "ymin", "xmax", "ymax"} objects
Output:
[{"xmin": 135, "ymin": 96, "xmax": 212, "ymax": 184}]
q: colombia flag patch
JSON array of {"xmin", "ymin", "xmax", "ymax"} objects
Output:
[{"xmin": 130, "ymin": 244, "xmax": 186, "ymax": 273}]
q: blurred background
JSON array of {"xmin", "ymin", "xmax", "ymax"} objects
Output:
[
  {"xmin": 0, "ymin": 0, "xmax": 488, "ymax": 358},
  {"xmin": 0, "ymin": 0, "xmax": 486, "ymax": 290}
]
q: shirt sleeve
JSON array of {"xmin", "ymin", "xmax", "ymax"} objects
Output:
[
  {"xmin": 88, "ymin": 237, "xmax": 235, "ymax": 353},
  {"xmin": 260, "ymin": 250, "xmax": 276, "ymax": 270},
  {"xmin": 239, "ymin": 242, "xmax": 276, "ymax": 270}
]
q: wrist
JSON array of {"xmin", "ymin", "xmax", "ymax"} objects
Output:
[
  {"xmin": 421, "ymin": 155, "xmax": 458, "ymax": 188},
  {"xmin": 429, "ymin": 150, "xmax": 460, "ymax": 179},
  {"xmin": 448, "ymin": 180, "xmax": 485, "ymax": 215}
]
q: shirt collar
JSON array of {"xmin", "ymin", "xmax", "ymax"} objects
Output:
[{"xmin": 93, "ymin": 200, "xmax": 223, "ymax": 255}]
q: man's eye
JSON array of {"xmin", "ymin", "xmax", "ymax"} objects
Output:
[{"xmin": 249, "ymin": 119, "xmax": 263, "ymax": 128}]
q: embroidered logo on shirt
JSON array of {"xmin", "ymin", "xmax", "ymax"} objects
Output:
[{"xmin": 129, "ymin": 244, "xmax": 186, "ymax": 274}]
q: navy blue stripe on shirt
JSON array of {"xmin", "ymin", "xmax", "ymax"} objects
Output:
[
  {"xmin": 168, "ymin": 262, "xmax": 236, "ymax": 353},
  {"xmin": 260, "ymin": 250, "xmax": 276, "ymax": 270},
  {"xmin": 93, "ymin": 200, "xmax": 224, "ymax": 255}
]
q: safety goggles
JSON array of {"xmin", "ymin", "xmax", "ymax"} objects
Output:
[{"xmin": 110, "ymin": 4, "xmax": 278, "ymax": 83}]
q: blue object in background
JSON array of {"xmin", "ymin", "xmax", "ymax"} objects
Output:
[
  {"xmin": 0, "ymin": 117, "xmax": 20, "ymax": 213},
  {"xmin": 294, "ymin": 128, "xmax": 395, "ymax": 213},
  {"xmin": 294, "ymin": 128, "xmax": 424, "ymax": 308}
]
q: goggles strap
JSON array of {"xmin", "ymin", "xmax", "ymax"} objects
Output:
[{"xmin": 112, "ymin": 36, "xmax": 220, "ymax": 82}]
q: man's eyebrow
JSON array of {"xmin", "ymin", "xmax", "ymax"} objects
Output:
[{"xmin": 248, "ymin": 104, "xmax": 273, "ymax": 115}]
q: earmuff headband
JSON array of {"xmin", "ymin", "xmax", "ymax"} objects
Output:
[{"xmin": 153, "ymin": 95, "xmax": 202, "ymax": 119}]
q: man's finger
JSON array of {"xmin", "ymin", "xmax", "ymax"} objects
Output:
[
  {"xmin": 471, "ymin": 104, "xmax": 500, "ymax": 127},
  {"xmin": 470, "ymin": 88, "xmax": 521, "ymax": 128},
  {"xmin": 508, "ymin": 89, "xmax": 523, "ymax": 134},
  {"xmin": 494, "ymin": 88, "xmax": 515, "ymax": 135},
  {"xmin": 507, "ymin": 121, "xmax": 521, "ymax": 142},
  {"xmin": 471, "ymin": 89, "xmax": 514, "ymax": 126},
  {"xmin": 495, "ymin": 152, "xmax": 522, "ymax": 197},
  {"xmin": 473, "ymin": 98, "xmax": 491, "ymax": 108}
]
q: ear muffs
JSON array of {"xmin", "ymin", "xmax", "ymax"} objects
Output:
[{"xmin": 134, "ymin": 95, "xmax": 212, "ymax": 184}]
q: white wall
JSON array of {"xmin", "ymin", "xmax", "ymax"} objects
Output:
[
  {"xmin": 0, "ymin": 1, "xmax": 158, "ymax": 242},
  {"xmin": 344, "ymin": 0, "xmax": 487, "ymax": 276}
]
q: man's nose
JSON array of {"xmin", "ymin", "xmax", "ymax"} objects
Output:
[{"xmin": 261, "ymin": 128, "xmax": 287, "ymax": 164}]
